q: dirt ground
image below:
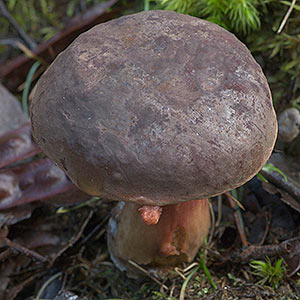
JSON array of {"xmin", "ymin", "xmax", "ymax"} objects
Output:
[{"xmin": 1, "ymin": 1, "xmax": 300, "ymax": 299}]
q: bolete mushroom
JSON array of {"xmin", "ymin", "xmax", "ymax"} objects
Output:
[{"xmin": 30, "ymin": 10, "xmax": 277, "ymax": 275}]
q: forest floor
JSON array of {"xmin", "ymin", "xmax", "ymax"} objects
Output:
[{"xmin": 1, "ymin": 0, "xmax": 300, "ymax": 299}]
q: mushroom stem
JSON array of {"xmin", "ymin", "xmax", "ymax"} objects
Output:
[{"xmin": 108, "ymin": 199, "xmax": 210, "ymax": 277}]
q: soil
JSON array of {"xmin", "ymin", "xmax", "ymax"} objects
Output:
[{"xmin": 1, "ymin": 1, "xmax": 300, "ymax": 299}]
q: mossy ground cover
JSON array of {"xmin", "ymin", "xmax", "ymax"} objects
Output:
[{"xmin": 1, "ymin": 0, "xmax": 300, "ymax": 299}]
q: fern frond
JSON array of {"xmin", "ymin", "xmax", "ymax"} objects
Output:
[
  {"xmin": 226, "ymin": 0, "xmax": 261, "ymax": 34},
  {"xmin": 198, "ymin": 0, "xmax": 229, "ymax": 30},
  {"xmin": 157, "ymin": 0, "xmax": 198, "ymax": 14}
]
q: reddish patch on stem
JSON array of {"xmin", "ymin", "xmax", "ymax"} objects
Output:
[{"xmin": 138, "ymin": 205, "xmax": 163, "ymax": 225}]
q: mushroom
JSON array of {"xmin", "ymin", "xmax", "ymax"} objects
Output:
[{"xmin": 30, "ymin": 10, "xmax": 277, "ymax": 275}]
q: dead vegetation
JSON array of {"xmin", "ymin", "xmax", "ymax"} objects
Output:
[{"xmin": 1, "ymin": 0, "xmax": 300, "ymax": 299}]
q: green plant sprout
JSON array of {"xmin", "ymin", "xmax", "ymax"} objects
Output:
[
  {"xmin": 144, "ymin": 0, "xmax": 150, "ymax": 11},
  {"xmin": 56, "ymin": 196, "xmax": 100, "ymax": 214},
  {"xmin": 157, "ymin": 0, "xmax": 197, "ymax": 14},
  {"xmin": 227, "ymin": 272, "xmax": 244, "ymax": 286},
  {"xmin": 257, "ymin": 163, "xmax": 288, "ymax": 183},
  {"xmin": 22, "ymin": 61, "xmax": 41, "ymax": 118},
  {"xmin": 250, "ymin": 257, "xmax": 285, "ymax": 289},
  {"xmin": 152, "ymin": 291, "xmax": 176, "ymax": 300},
  {"xmin": 179, "ymin": 264, "xmax": 200, "ymax": 300},
  {"xmin": 296, "ymin": 272, "xmax": 300, "ymax": 286},
  {"xmin": 199, "ymin": 239, "xmax": 217, "ymax": 290}
]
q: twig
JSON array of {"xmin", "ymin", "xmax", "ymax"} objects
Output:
[
  {"xmin": 205, "ymin": 247, "xmax": 228, "ymax": 263},
  {"xmin": 260, "ymin": 169, "xmax": 300, "ymax": 203},
  {"xmin": 16, "ymin": 41, "xmax": 46, "ymax": 64},
  {"xmin": 227, "ymin": 198, "xmax": 248, "ymax": 247},
  {"xmin": 208, "ymin": 199, "xmax": 215, "ymax": 247},
  {"xmin": 231, "ymin": 243, "xmax": 284, "ymax": 263},
  {"xmin": 0, "ymin": 249, "xmax": 10, "ymax": 261},
  {"xmin": 224, "ymin": 192, "xmax": 245, "ymax": 210},
  {"xmin": 174, "ymin": 267, "xmax": 187, "ymax": 280},
  {"xmin": 258, "ymin": 211, "xmax": 271, "ymax": 246},
  {"xmin": 169, "ymin": 284, "xmax": 176, "ymax": 298},
  {"xmin": 0, "ymin": 0, "xmax": 36, "ymax": 49},
  {"xmin": 3, "ymin": 238, "xmax": 48, "ymax": 263},
  {"xmin": 51, "ymin": 209, "xmax": 94, "ymax": 264},
  {"xmin": 231, "ymin": 237, "xmax": 300, "ymax": 266},
  {"xmin": 175, "ymin": 262, "xmax": 199, "ymax": 281},
  {"xmin": 0, "ymin": 38, "xmax": 22, "ymax": 47},
  {"xmin": 128, "ymin": 260, "xmax": 169, "ymax": 290},
  {"xmin": 79, "ymin": 213, "xmax": 109, "ymax": 244},
  {"xmin": 215, "ymin": 194, "xmax": 223, "ymax": 227},
  {"xmin": 277, "ymin": 0, "xmax": 296, "ymax": 34},
  {"xmin": 6, "ymin": 272, "xmax": 45, "ymax": 300}
]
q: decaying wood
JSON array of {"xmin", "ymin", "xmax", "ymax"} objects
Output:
[
  {"xmin": 261, "ymin": 169, "xmax": 300, "ymax": 202},
  {"xmin": 2, "ymin": 237, "xmax": 48, "ymax": 262},
  {"xmin": 231, "ymin": 237, "xmax": 300, "ymax": 276},
  {"xmin": 50, "ymin": 209, "xmax": 94, "ymax": 264}
]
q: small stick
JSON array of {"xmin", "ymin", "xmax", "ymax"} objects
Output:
[
  {"xmin": 0, "ymin": 38, "xmax": 22, "ymax": 47},
  {"xmin": 51, "ymin": 209, "xmax": 94, "ymax": 264},
  {"xmin": 183, "ymin": 262, "xmax": 199, "ymax": 274},
  {"xmin": 232, "ymin": 244, "xmax": 282, "ymax": 263},
  {"xmin": 215, "ymin": 194, "xmax": 223, "ymax": 227},
  {"xmin": 6, "ymin": 272, "xmax": 44, "ymax": 300},
  {"xmin": 260, "ymin": 169, "xmax": 300, "ymax": 203},
  {"xmin": 258, "ymin": 211, "xmax": 271, "ymax": 246},
  {"xmin": 0, "ymin": 0, "xmax": 36, "ymax": 49},
  {"xmin": 80, "ymin": 214, "xmax": 110, "ymax": 244},
  {"xmin": 16, "ymin": 41, "xmax": 46, "ymax": 64},
  {"xmin": 0, "ymin": 249, "xmax": 10, "ymax": 261},
  {"xmin": 3, "ymin": 238, "xmax": 48, "ymax": 263},
  {"xmin": 205, "ymin": 247, "xmax": 228, "ymax": 263},
  {"xmin": 174, "ymin": 267, "xmax": 187, "ymax": 280},
  {"xmin": 227, "ymin": 198, "xmax": 248, "ymax": 247},
  {"xmin": 128, "ymin": 260, "xmax": 169, "ymax": 290},
  {"xmin": 277, "ymin": 0, "xmax": 296, "ymax": 34},
  {"xmin": 224, "ymin": 192, "xmax": 245, "ymax": 210},
  {"xmin": 208, "ymin": 199, "xmax": 215, "ymax": 247}
]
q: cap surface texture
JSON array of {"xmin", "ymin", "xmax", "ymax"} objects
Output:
[{"xmin": 31, "ymin": 10, "xmax": 277, "ymax": 205}]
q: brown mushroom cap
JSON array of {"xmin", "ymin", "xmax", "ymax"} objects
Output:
[{"xmin": 31, "ymin": 10, "xmax": 277, "ymax": 206}]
